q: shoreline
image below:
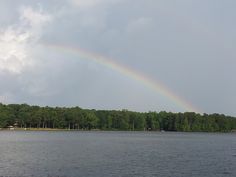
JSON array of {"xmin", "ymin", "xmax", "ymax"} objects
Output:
[
  {"xmin": 0, "ymin": 128, "xmax": 70, "ymax": 131},
  {"xmin": 0, "ymin": 128, "xmax": 235, "ymax": 133}
]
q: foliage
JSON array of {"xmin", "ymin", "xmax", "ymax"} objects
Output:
[{"xmin": 0, "ymin": 103, "xmax": 235, "ymax": 132}]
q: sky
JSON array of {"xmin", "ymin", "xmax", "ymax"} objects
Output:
[{"xmin": 0, "ymin": 0, "xmax": 235, "ymax": 116}]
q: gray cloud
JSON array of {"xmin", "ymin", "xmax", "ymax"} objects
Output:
[{"xmin": 0, "ymin": 0, "xmax": 235, "ymax": 115}]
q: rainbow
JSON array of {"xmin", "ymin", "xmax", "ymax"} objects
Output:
[{"xmin": 42, "ymin": 42, "xmax": 201, "ymax": 113}]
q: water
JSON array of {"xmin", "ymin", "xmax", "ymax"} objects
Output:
[{"xmin": 0, "ymin": 131, "xmax": 235, "ymax": 177}]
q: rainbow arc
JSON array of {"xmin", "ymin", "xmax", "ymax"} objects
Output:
[{"xmin": 43, "ymin": 42, "xmax": 201, "ymax": 113}]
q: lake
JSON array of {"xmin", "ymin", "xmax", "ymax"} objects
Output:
[{"xmin": 0, "ymin": 131, "xmax": 235, "ymax": 177}]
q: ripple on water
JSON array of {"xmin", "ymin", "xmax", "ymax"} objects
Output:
[{"xmin": 0, "ymin": 131, "xmax": 235, "ymax": 177}]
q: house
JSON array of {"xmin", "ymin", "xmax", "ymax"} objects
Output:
[
  {"xmin": 13, "ymin": 122, "xmax": 18, "ymax": 128},
  {"xmin": 7, "ymin": 126, "xmax": 14, "ymax": 130}
]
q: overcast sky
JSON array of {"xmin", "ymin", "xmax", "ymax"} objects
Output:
[{"xmin": 0, "ymin": 0, "xmax": 235, "ymax": 115}]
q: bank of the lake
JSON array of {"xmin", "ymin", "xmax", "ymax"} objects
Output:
[{"xmin": 1, "ymin": 128, "xmax": 236, "ymax": 133}]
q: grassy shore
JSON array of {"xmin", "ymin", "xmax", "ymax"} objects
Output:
[
  {"xmin": 0, "ymin": 128, "xmax": 71, "ymax": 131},
  {"xmin": 0, "ymin": 128, "xmax": 236, "ymax": 132}
]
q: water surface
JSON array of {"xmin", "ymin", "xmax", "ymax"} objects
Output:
[{"xmin": 0, "ymin": 131, "xmax": 235, "ymax": 177}]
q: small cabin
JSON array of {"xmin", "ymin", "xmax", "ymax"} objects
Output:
[
  {"xmin": 7, "ymin": 126, "xmax": 14, "ymax": 130},
  {"xmin": 13, "ymin": 122, "xmax": 18, "ymax": 128}
]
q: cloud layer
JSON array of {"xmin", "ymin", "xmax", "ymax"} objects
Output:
[{"xmin": 0, "ymin": 0, "xmax": 235, "ymax": 115}]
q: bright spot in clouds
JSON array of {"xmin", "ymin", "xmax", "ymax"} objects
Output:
[
  {"xmin": 71, "ymin": 0, "xmax": 121, "ymax": 8},
  {"xmin": 0, "ymin": 6, "xmax": 51, "ymax": 74}
]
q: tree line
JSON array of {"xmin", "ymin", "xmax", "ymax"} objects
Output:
[{"xmin": 0, "ymin": 103, "xmax": 235, "ymax": 132}]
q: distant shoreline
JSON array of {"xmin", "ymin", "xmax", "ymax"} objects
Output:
[
  {"xmin": 0, "ymin": 128, "xmax": 72, "ymax": 131},
  {"xmin": 0, "ymin": 128, "xmax": 235, "ymax": 133},
  {"xmin": 1, "ymin": 103, "xmax": 236, "ymax": 132}
]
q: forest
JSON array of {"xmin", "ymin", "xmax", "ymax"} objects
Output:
[{"xmin": 0, "ymin": 103, "xmax": 235, "ymax": 132}]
